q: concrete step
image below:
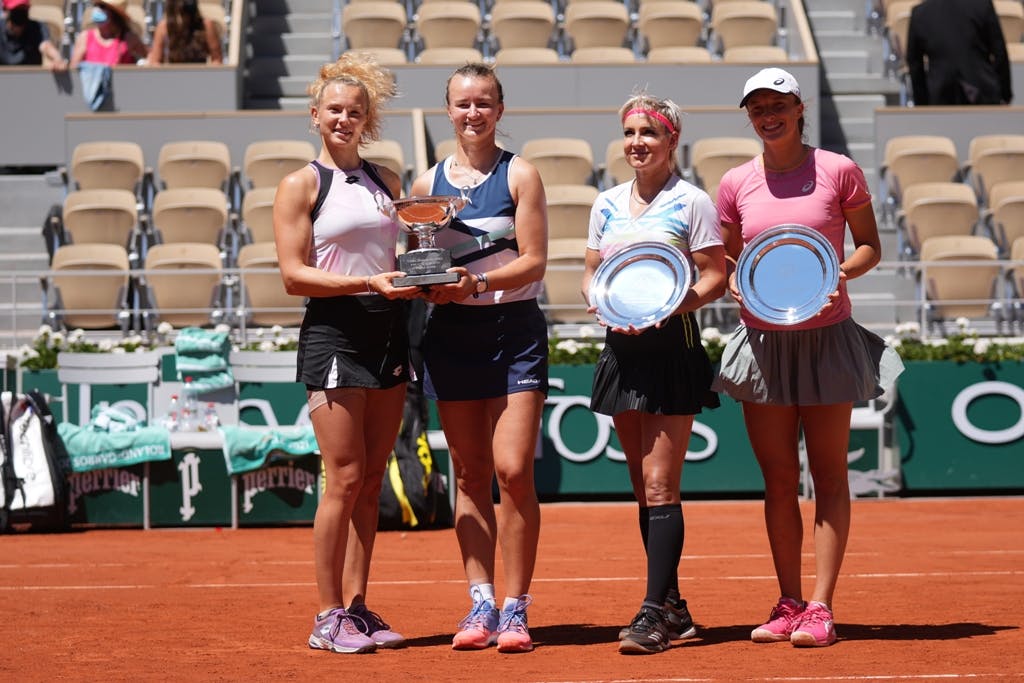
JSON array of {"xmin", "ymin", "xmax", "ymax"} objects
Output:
[
  {"xmin": 847, "ymin": 141, "xmax": 876, "ymax": 171},
  {"xmin": 831, "ymin": 93, "xmax": 886, "ymax": 118},
  {"xmin": 820, "ymin": 49, "xmax": 873, "ymax": 75},
  {"xmin": 812, "ymin": 29, "xmax": 882, "ymax": 52},
  {"xmin": 245, "ymin": 74, "xmax": 316, "ymax": 99},
  {"xmin": 245, "ymin": 96, "xmax": 312, "ymax": 111},
  {"xmin": 827, "ymin": 74, "xmax": 902, "ymax": 100},
  {"xmin": 251, "ymin": 0, "xmax": 340, "ymax": 17},
  {"xmin": 0, "ymin": 173, "xmax": 64, "ymax": 226},
  {"xmin": 249, "ymin": 13, "xmax": 335, "ymax": 35},
  {"xmin": 804, "ymin": 0, "xmax": 866, "ymax": 23},
  {"xmin": 247, "ymin": 54, "xmax": 328, "ymax": 79},
  {"xmin": 249, "ymin": 31, "xmax": 335, "ymax": 58},
  {"xmin": 806, "ymin": 9, "xmax": 859, "ymax": 32},
  {"xmin": 837, "ymin": 116, "xmax": 874, "ymax": 144},
  {"xmin": 0, "ymin": 228, "xmax": 49, "ymax": 257}
]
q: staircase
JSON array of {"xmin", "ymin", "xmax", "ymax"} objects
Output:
[{"xmin": 245, "ymin": 0, "xmax": 339, "ymax": 110}]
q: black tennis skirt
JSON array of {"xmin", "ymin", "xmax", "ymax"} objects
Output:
[
  {"xmin": 296, "ymin": 294, "xmax": 410, "ymax": 390},
  {"xmin": 591, "ymin": 312, "xmax": 720, "ymax": 417}
]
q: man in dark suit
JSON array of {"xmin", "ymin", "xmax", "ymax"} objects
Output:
[{"xmin": 905, "ymin": 0, "xmax": 1013, "ymax": 105}]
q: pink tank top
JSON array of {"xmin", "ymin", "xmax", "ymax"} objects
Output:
[{"xmin": 84, "ymin": 28, "xmax": 134, "ymax": 65}]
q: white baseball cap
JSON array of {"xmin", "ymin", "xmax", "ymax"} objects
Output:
[{"xmin": 739, "ymin": 68, "xmax": 801, "ymax": 108}]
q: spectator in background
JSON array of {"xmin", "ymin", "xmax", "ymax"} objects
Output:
[
  {"xmin": 147, "ymin": 0, "xmax": 222, "ymax": 65},
  {"xmin": 0, "ymin": 0, "xmax": 68, "ymax": 70},
  {"xmin": 69, "ymin": 0, "xmax": 147, "ymax": 68},
  {"xmin": 906, "ymin": 0, "xmax": 1012, "ymax": 105}
]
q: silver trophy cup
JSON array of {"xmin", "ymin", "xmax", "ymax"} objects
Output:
[{"xmin": 380, "ymin": 192, "xmax": 468, "ymax": 287}]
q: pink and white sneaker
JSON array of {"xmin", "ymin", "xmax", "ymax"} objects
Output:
[
  {"xmin": 790, "ymin": 601, "xmax": 837, "ymax": 647},
  {"xmin": 751, "ymin": 596, "xmax": 806, "ymax": 643}
]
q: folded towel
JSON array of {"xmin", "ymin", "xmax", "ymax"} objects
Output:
[
  {"xmin": 58, "ymin": 422, "xmax": 172, "ymax": 472},
  {"xmin": 175, "ymin": 327, "xmax": 234, "ymax": 394},
  {"xmin": 220, "ymin": 425, "xmax": 319, "ymax": 475},
  {"xmin": 89, "ymin": 404, "xmax": 141, "ymax": 432}
]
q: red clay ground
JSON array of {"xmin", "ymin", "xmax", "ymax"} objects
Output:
[{"xmin": 2, "ymin": 497, "xmax": 1022, "ymax": 682}]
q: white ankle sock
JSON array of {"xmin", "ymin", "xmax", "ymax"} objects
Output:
[{"xmin": 470, "ymin": 583, "xmax": 496, "ymax": 606}]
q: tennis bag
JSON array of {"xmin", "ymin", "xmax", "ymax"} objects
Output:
[
  {"xmin": 0, "ymin": 391, "xmax": 72, "ymax": 533},
  {"xmin": 377, "ymin": 381, "xmax": 452, "ymax": 531}
]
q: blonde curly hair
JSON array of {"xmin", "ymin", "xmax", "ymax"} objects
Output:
[{"xmin": 307, "ymin": 52, "xmax": 399, "ymax": 144}]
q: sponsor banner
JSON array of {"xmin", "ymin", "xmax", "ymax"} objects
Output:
[
  {"xmin": 236, "ymin": 454, "xmax": 319, "ymax": 525},
  {"xmin": 149, "ymin": 448, "xmax": 233, "ymax": 527},
  {"xmin": 67, "ymin": 465, "xmax": 145, "ymax": 527},
  {"xmin": 897, "ymin": 361, "xmax": 1024, "ymax": 491}
]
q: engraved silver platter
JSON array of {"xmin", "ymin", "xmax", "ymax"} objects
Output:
[
  {"xmin": 735, "ymin": 223, "xmax": 840, "ymax": 325},
  {"xmin": 589, "ymin": 241, "xmax": 693, "ymax": 330}
]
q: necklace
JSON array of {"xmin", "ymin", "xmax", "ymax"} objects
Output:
[
  {"xmin": 631, "ymin": 182, "xmax": 655, "ymax": 205},
  {"xmin": 763, "ymin": 145, "xmax": 811, "ymax": 173},
  {"xmin": 451, "ymin": 153, "xmax": 499, "ymax": 186}
]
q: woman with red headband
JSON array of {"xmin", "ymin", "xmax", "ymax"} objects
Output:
[{"xmin": 581, "ymin": 92, "xmax": 727, "ymax": 655}]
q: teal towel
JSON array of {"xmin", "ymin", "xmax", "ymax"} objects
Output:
[
  {"xmin": 220, "ymin": 425, "xmax": 319, "ymax": 475},
  {"xmin": 175, "ymin": 327, "xmax": 234, "ymax": 393},
  {"xmin": 58, "ymin": 422, "xmax": 172, "ymax": 472}
]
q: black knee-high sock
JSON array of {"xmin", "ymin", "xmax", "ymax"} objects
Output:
[
  {"xmin": 643, "ymin": 504, "xmax": 683, "ymax": 607},
  {"xmin": 638, "ymin": 506, "xmax": 650, "ymax": 554}
]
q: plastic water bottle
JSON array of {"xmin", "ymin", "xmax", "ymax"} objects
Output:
[
  {"xmin": 202, "ymin": 403, "xmax": 220, "ymax": 432},
  {"xmin": 181, "ymin": 376, "xmax": 198, "ymax": 431},
  {"xmin": 164, "ymin": 394, "xmax": 181, "ymax": 432}
]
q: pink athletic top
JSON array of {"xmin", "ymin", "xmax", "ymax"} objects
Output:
[
  {"xmin": 308, "ymin": 161, "xmax": 400, "ymax": 288},
  {"xmin": 717, "ymin": 147, "xmax": 872, "ymax": 331},
  {"xmin": 83, "ymin": 28, "xmax": 134, "ymax": 65}
]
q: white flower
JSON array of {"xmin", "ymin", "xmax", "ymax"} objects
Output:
[
  {"xmin": 124, "ymin": 334, "xmax": 144, "ymax": 346},
  {"xmin": 111, "ymin": 346, "xmax": 126, "ymax": 354},
  {"xmin": 36, "ymin": 324, "xmax": 54, "ymax": 338},
  {"xmin": 214, "ymin": 323, "xmax": 231, "ymax": 334},
  {"xmin": 98, "ymin": 338, "xmax": 114, "ymax": 351},
  {"xmin": 271, "ymin": 325, "xmax": 283, "ymax": 335},
  {"xmin": 68, "ymin": 329, "xmax": 86, "ymax": 343},
  {"xmin": 895, "ymin": 321, "xmax": 921, "ymax": 338},
  {"xmin": 18, "ymin": 345, "xmax": 38, "ymax": 360},
  {"xmin": 973, "ymin": 339, "xmax": 991, "ymax": 355},
  {"xmin": 254, "ymin": 328, "xmax": 265, "ymax": 338},
  {"xmin": 701, "ymin": 326, "xmax": 722, "ymax": 343},
  {"xmin": 577, "ymin": 325, "xmax": 597, "ymax": 338},
  {"xmin": 955, "ymin": 317, "xmax": 970, "ymax": 331},
  {"xmin": 51, "ymin": 332, "xmax": 65, "ymax": 346},
  {"xmin": 259, "ymin": 340, "xmax": 276, "ymax": 352},
  {"xmin": 555, "ymin": 339, "xmax": 581, "ymax": 354},
  {"xmin": 157, "ymin": 322, "xmax": 174, "ymax": 335},
  {"xmin": 885, "ymin": 335, "xmax": 902, "ymax": 348}
]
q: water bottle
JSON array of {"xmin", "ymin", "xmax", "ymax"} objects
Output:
[
  {"xmin": 202, "ymin": 403, "xmax": 220, "ymax": 432},
  {"xmin": 181, "ymin": 376, "xmax": 198, "ymax": 430},
  {"xmin": 164, "ymin": 394, "xmax": 181, "ymax": 432}
]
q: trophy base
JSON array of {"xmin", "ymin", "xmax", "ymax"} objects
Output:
[{"xmin": 393, "ymin": 271, "xmax": 461, "ymax": 288}]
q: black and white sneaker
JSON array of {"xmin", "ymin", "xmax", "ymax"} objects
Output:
[
  {"xmin": 664, "ymin": 595, "xmax": 697, "ymax": 640},
  {"xmin": 618, "ymin": 605, "xmax": 671, "ymax": 654}
]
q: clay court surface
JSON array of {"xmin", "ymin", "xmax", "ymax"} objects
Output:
[{"xmin": 2, "ymin": 497, "xmax": 1023, "ymax": 681}]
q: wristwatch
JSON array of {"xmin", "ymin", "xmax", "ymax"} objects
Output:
[{"xmin": 473, "ymin": 272, "xmax": 488, "ymax": 298}]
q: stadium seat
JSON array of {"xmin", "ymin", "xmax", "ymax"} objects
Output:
[
  {"xmin": 918, "ymin": 234, "xmax": 1002, "ymax": 332},
  {"xmin": 236, "ymin": 242, "xmax": 304, "ymax": 327},
  {"xmin": 156, "ymin": 140, "xmax": 232, "ymax": 193},
  {"xmin": 563, "ymin": 1, "xmax": 631, "ymax": 53},
  {"xmin": 570, "ymin": 46, "xmax": 636, "ymax": 63},
  {"xmin": 546, "ymin": 184, "xmax": 599, "ymax": 240},
  {"xmin": 240, "ymin": 186, "xmax": 277, "ymax": 245},
  {"xmin": 543, "ymin": 237, "xmax": 591, "ymax": 323},
  {"xmin": 362, "ymin": 138, "xmax": 410, "ymax": 188},
  {"xmin": 1010, "ymin": 237, "xmax": 1024, "ymax": 329},
  {"xmin": 414, "ymin": 2, "xmax": 482, "ymax": 51},
  {"xmin": 148, "ymin": 187, "xmax": 232, "ymax": 262},
  {"xmin": 342, "ymin": 2, "xmax": 408, "ymax": 51},
  {"xmin": 994, "ymin": 0, "xmax": 1023, "ymax": 43},
  {"xmin": 489, "ymin": 1, "xmax": 556, "ymax": 51},
  {"xmin": 43, "ymin": 243, "xmax": 133, "ymax": 332},
  {"xmin": 520, "ymin": 137, "xmax": 596, "ymax": 187},
  {"xmin": 346, "ymin": 47, "xmax": 409, "ymax": 65},
  {"xmin": 962, "ymin": 134, "xmax": 1024, "ymax": 207},
  {"xmin": 878, "ymin": 135, "xmax": 960, "ymax": 227},
  {"xmin": 493, "ymin": 46, "xmax": 561, "ymax": 65},
  {"xmin": 689, "ymin": 136, "xmax": 762, "ymax": 199},
  {"xmin": 60, "ymin": 189, "xmax": 144, "ymax": 266},
  {"xmin": 983, "ymin": 181, "xmax": 1024, "ymax": 256},
  {"xmin": 710, "ymin": 1, "xmax": 778, "ymax": 54},
  {"xmin": 637, "ymin": 1, "xmax": 703, "ymax": 54},
  {"xmin": 603, "ymin": 139, "xmax": 631, "ymax": 188},
  {"xmin": 416, "ymin": 46, "xmax": 485, "ymax": 64},
  {"xmin": 140, "ymin": 242, "xmax": 227, "ymax": 329},
  {"xmin": 898, "ymin": 182, "xmax": 980, "ymax": 259},
  {"xmin": 68, "ymin": 141, "xmax": 146, "ymax": 194},
  {"xmin": 723, "ymin": 45, "xmax": 789, "ymax": 62},
  {"xmin": 645, "ymin": 46, "xmax": 712, "ymax": 63},
  {"xmin": 243, "ymin": 140, "xmax": 316, "ymax": 189}
]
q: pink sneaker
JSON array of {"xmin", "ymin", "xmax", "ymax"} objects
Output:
[
  {"xmin": 496, "ymin": 595, "xmax": 534, "ymax": 653},
  {"xmin": 790, "ymin": 601, "xmax": 837, "ymax": 647},
  {"xmin": 751, "ymin": 596, "xmax": 806, "ymax": 643}
]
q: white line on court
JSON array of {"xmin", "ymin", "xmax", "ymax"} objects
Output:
[
  {"xmin": 541, "ymin": 675, "xmax": 1024, "ymax": 682},
  {"xmin": 1, "ymin": 569, "xmax": 1020, "ymax": 591}
]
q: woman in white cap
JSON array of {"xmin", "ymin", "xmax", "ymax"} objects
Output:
[{"xmin": 713, "ymin": 67, "xmax": 903, "ymax": 647}]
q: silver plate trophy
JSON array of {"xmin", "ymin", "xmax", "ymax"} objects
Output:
[
  {"xmin": 589, "ymin": 241, "xmax": 693, "ymax": 330},
  {"xmin": 735, "ymin": 223, "xmax": 840, "ymax": 325},
  {"xmin": 380, "ymin": 190, "xmax": 468, "ymax": 287}
]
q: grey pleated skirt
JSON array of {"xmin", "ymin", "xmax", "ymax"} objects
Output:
[{"xmin": 712, "ymin": 317, "xmax": 905, "ymax": 406}]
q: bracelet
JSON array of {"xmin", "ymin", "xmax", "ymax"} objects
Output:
[{"xmin": 365, "ymin": 276, "xmax": 373, "ymax": 294}]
